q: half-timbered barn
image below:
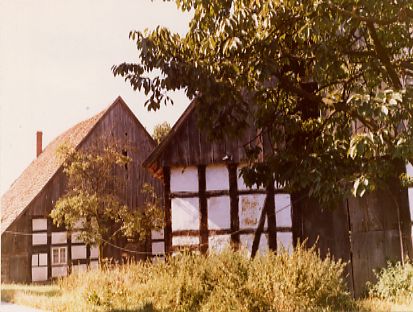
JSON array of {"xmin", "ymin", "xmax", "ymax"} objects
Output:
[
  {"xmin": 144, "ymin": 99, "xmax": 413, "ymax": 297},
  {"xmin": 1, "ymin": 96, "xmax": 162, "ymax": 283}
]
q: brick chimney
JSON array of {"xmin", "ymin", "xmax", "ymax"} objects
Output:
[{"xmin": 36, "ymin": 131, "xmax": 43, "ymax": 157}]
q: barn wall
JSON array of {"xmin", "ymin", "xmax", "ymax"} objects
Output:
[
  {"xmin": 292, "ymin": 184, "xmax": 412, "ymax": 298},
  {"xmin": 155, "ymin": 163, "xmax": 293, "ymax": 258},
  {"xmin": 81, "ymin": 101, "xmax": 163, "ymax": 261},
  {"xmin": 146, "ymin": 101, "xmax": 413, "ymax": 298},
  {"xmin": 292, "ymin": 195, "xmax": 354, "ymax": 292},
  {"xmin": 348, "ymin": 185, "xmax": 412, "ymax": 297},
  {"xmin": 1, "ymin": 101, "xmax": 162, "ymax": 282},
  {"xmin": 1, "ymin": 214, "xmax": 31, "ymax": 283},
  {"xmin": 156, "ymin": 106, "xmax": 260, "ymax": 168}
]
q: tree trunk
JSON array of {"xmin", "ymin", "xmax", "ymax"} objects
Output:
[{"xmin": 98, "ymin": 243, "xmax": 104, "ymax": 269}]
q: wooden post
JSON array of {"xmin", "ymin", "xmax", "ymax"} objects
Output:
[
  {"xmin": 163, "ymin": 166, "xmax": 172, "ymax": 254},
  {"xmin": 266, "ymin": 182, "xmax": 277, "ymax": 251},
  {"xmin": 228, "ymin": 164, "xmax": 240, "ymax": 248},
  {"xmin": 251, "ymin": 195, "xmax": 268, "ymax": 258},
  {"xmin": 198, "ymin": 165, "xmax": 208, "ymax": 254}
]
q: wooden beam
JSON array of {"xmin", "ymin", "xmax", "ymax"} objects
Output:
[
  {"xmin": 163, "ymin": 166, "xmax": 172, "ymax": 254},
  {"xmin": 198, "ymin": 165, "xmax": 209, "ymax": 254},
  {"xmin": 47, "ymin": 218, "xmax": 52, "ymax": 280},
  {"xmin": 291, "ymin": 192, "xmax": 304, "ymax": 247},
  {"xmin": 251, "ymin": 195, "xmax": 269, "ymax": 258},
  {"xmin": 266, "ymin": 183, "xmax": 277, "ymax": 251},
  {"xmin": 228, "ymin": 164, "xmax": 240, "ymax": 248}
]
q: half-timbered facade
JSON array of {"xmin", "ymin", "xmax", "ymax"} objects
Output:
[
  {"xmin": 1, "ymin": 96, "xmax": 162, "ymax": 283},
  {"xmin": 144, "ymin": 101, "xmax": 294, "ymax": 259},
  {"xmin": 144, "ymin": 99, "xmax": 413, "ymax": 297}
]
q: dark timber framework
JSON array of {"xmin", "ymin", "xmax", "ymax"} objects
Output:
[{"xmin": 162, "ymin": 163, "xmax": 292, "ymax": 254}]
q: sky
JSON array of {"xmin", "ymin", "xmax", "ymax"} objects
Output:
[{"xmin": 0, "ymin": 0, "xmax": 192, "ymax": 195}]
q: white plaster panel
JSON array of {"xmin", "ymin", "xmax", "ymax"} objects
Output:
[
  {"xmin": 71, "ymin": 231, "xmax": 83, "ymax": 243},
  {"xmin": 407, "ymin": 163, "xmax": 413, "ymax": 221},
  {"xmin": 206, "ymin": 164, "xmax": 229, "ymax": 191},
  {"xmin": 32, "ymin": 254, "xmax": 38, "ymax": 266},
  {"xmin": 170, "ymin": 166, "xmax": 198, "ymax": 192},
  {"xmin": 39, "ymin": 253, "xmax": 48, "ymax": 266},
  {"xmin": 240, "ymin": 234, "xmax": 269, "ymax": 256},
  {"xmin": 208, "ymin": 235, "xmax": 231, "ymax": 253},
  {"xmin": 277, "ymin": 232, "xmax": 293, "ymax": 254},
  {"xmin": 32, "ymin": 219, "xmax": 47, "ymax": 231},
  {"xmin": 171, "ymin": 197, "xmax": 199, "ymax": 231},
  {"xmin": 71, "ymin": 245, "xmax": 87, "ymax": 260},
  {"xmin": 152, "ymin": 242, "xmax": 165, "ymax": 255},
  {"xmin": 32, "ymin": 267, "xmax": 48, "ymax": 282},
  {"xmin": 90, "ymin": 261, "xmax": 99, "ymax": 269},
  {"xmin": 207, "ymin": 196, "xmax": 231, "ymax": 230},
  {"xmin": 52, "ymin": 266, "xmax": 68, "ymax": 278},
  {"xmin": 72, "ymin": 264, "xmax": 87, "ymax": 274},
  {"xmin": 239, "ymin": 194, "xmax": 267, "ymax": 229},
  {"xmin": 151, "ymin": 229, "xmax": 164, "ymax": 240},
  {"xmin": 275, "ymin": 194, "xmax": 292, "ymax": 227},
  {"xmin": 32, "ymin": 233, "xmax": 47, "ymax": 245},
  {"xmin": 52, "ymin": 232, "xmax": 67, "ymax": 245},
  {"xmin": 90, "ymin": 246, "xmax": 99, "ymax": 259},
  {"xmin": 172, "ymin": 236, "xmax": 199, "ymax": 246}
]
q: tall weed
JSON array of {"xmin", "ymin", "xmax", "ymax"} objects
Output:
[
  {"xmin": 368, "ymin": 259, "xmax": 413, "ymax": 304},
  {"xmin": 62, "ymin": 244, "xmax": 354, "ymax": 311}
]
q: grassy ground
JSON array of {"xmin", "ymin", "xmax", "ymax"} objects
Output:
[
  {"xmin": 2, "ymin": 282, "xmax": 413, "ymax": 311},
  {"xmin": 1, "ymin": 283, "xmax": 79, "ymax": 311}
]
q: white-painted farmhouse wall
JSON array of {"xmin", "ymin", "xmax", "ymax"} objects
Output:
[
  {"xmin": 152, "ymin": 163, "xmax": 293, "ymax": 256},
  {"xmin": 30, "ymin": 217, "xmax": 99, "ymax": 282}
]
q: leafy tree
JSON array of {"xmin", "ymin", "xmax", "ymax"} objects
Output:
[
  {"xmin": 51, "ymin": 140, "xmax": 164, "ymax": 265},
  {"xmin": 113, "ymin": 0, "xmax": 413, "ymax": 204},
  {"xmin": 152, "ymin": 121, "xmax": 171, "ymax": 144}
]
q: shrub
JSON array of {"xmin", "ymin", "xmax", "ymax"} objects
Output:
[
  {"xmin": 3, "ymin": 245, "xmax": 356, "ymax": 311},
  {"xmin": 368, "ymin": 259, "xmax": 413, "ymax": 304},
  {"xmin": 61, "ymin": 244, "xmax": 354, "ymax": 311}
]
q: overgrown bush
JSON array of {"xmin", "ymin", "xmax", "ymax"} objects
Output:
[
  {"xmin": 56, "ymin": 244, "xmax": 355, "ymax": 312},
  {"xmin": 368, "ymin": 259, "xmax": 413, "ymax": 304}
]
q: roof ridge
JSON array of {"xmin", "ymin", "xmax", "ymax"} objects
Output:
[{"xmin": 1, "ymin": 97, "xmax": 118, "ymax": 234}]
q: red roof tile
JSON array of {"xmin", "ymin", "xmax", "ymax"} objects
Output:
[{"xmin": 1, "ymin": 101, "xmax": 112, "ymax": 234}]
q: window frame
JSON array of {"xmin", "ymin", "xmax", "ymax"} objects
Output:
[{"xmin": 51, "ymin": 246, "xmax": 67, "ymax": 265}]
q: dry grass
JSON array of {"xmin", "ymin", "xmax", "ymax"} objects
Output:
[
  {"xmin": 357, "ymin": 298, "xmax": 413, "ymax": 312},
  {"xmin": 1, "ymin": 248, "xmax": 411, "ymax": 312}
]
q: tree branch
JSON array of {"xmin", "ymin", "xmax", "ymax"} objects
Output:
[
  {"xmin": 367, "ymin": 22, "xmax": 402, "ymax": 89},
  {"xmin": 328, "ymin": 2, "xmax": 402, "ymax": 26}
]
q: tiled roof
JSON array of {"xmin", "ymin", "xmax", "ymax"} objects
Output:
[{"xmin": 1, "ymin": 101, "xmax": 111, "ymax": 234}]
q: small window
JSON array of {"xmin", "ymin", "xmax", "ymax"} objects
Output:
[
  {"xmin": 51, "ymin": 247, "xmax": 67, "ymax": 265},
  {"xmin": 32, "ymin": 253, "xmax": 48, "ymax": 267}
]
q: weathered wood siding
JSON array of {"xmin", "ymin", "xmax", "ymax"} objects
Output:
[
  {"xmin": 1, "ymin": 100, "xmax": 162, "ymax": 282},
  {"xmin": 152, "ymin": 106, "xmax": 260, "ymax": 169},
  {"xmin": 348, "ymin": 185, "xmax": 412, "ymax": 297},
  {"xmin": 292, "ymin": 195, "xmax": 354, "ymax": 292}
]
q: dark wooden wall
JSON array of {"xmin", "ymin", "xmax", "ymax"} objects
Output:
[
  {"xmin": 1, "ymin": 100, "xmax": 162, "ymax": 282},
  {"xmin": 154, "ymin": 105, "xmax": 259, "ymax": 168},
  {"xmin": 293, "ymin": 186, "xmax": 412, "ymax": 298},
  {"xmin": 348, "ymin": 185, "xmax": 412, "ymax": 297}
]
